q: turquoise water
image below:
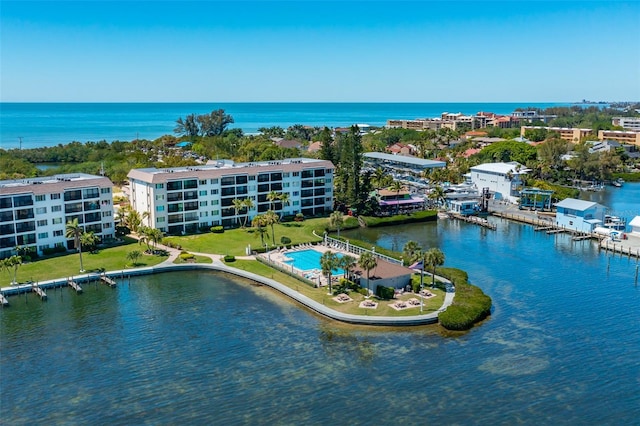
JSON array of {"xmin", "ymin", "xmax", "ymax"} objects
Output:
[
  {"xmin": 1, "ymin": 185, "xmax": 638, "ymax": 424},
  {"xmin": 0, "ymin": 102, "xmax": 571, "ymax": 149},
  {"xmin": 283, "ymin": 248, "xmax": 344, "ymax": 274}
]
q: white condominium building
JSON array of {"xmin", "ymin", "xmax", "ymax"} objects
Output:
[
  {"xmin": 127, "ymin": 158, "xmax": 335, "ymax": 235},
  {"xmin": 0, "ymin": 173, "xmax": 115, "ymax": 258}
]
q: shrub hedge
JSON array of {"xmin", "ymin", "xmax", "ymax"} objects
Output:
[
  {"xmin": 211, "ymin": 226, "xmax": 224, "ymax": 233},
  {"xmin": 362, "ymin": 210, "xmax": 437, "ymax": 228},
  {"xmin": 375, "ymin": 285, "xmax": 395, "ymax": 300},
  {"xmin": 437, "ymin": 267, "xmax": 492, "ymax": 331},
  {"xmin": 223, "ymin": 255, "xmax": 236, "ymax": 262}
]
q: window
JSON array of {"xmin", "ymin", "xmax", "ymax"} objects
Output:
[
  {"xmin": 35, "ymin": 195, "xmax": 46, "ymax": 202},
  {"xmin": 52, "ymin": 205, "xmax": 62, "ymax": 212},
  {"xmin": 199, "ymin": 201, "xmax": 208, "ymax": 207},
  {"xmin": 101, "ymin": 188, "xmax": 111, "ymax": 194},
  {"xmin": 199, "ymin": 190, "xmax": 207, "ymax": 196},
  {"xmin": 13, "ymin": 195, "xmax": 33, "ymax": 207},
  {"xmin": 283, "ymin": 172, "xmax": 290, "ymax": 178},
  {"xmin": 293, "ymin": 172, "xmax": 300, "ymax": 177},
  {"xmin": 155, "ymin": 183, "xmax": 164, "ymax": 189},
  {"xmin": 210, "ymin": 179, "xmax": 218, "ymax": 184},
  {"xmin": 54, "ymin": 242, "xmax": 65, "ymax": 248},
  {"xmin": 38, "ymin": 232, "xmax": 49, "ymax": 239},
  {"xmin": 104, "ymin": 222, "xmax": 112, "ymax": 228},
  {"xmin": 102, "ymin": 211, "xmax": 112, "ymax": 217},
  {"xmin": 156, "ymin": 206, "xmax": 165, "ymax": 212},
  {"xmin": 200, "ymin": 211, "xmax": 208, "ymax": 217},
  {"xmin": 83, "ymin": 188, "xmax": 100, "ymax": 199},
  {"xmin": 211, "ymin": 200, "xmax": 219, "ymax": 205},
  {"xmin": 52, "ymin": 218, "xmax": 63, "ymax": 224},
  {"xmin": 37, "ymin": 219, "xmax": 48, "ymax": 227},
  {"xmin": 283, "ymin": 182, "xmax": 290, "ymax": 188},
  {"xmin": 38, "ymin": 245, "xmax": 50, "ymax": 251},
  {"xmin": 51, "ymin": 193, "xmax": 61, "ymax": 200},
  {"xmin": 293, "ymin": 192, "xmax": 299, "ymax": 196},
  {"xmin": 210, "ymin": 189, "xmax": 218, "ymax": 195},
  {"xmin": 199, "ymin": 180, "xmax": 207, "ymax": 185},
  {"xmin": 156, "ymin": 194, "xmax": 164, "ymax": 201},
  {"xmin": 211, "ymin": 210, "xmax": 219, "ymax": 216},
  {"xmin": 157, "ymin": 217, "xmax": 166, "ymax": 223},
  {"xmin": 36, "ymin": 207, "xmax": 47, "ymax": 214},
  {"xmin": 293, "ymin": 200, "xmax": 300, "ymax": 206},
  {"xmin": 53, "ymin": 230, "xmax": 64, "ymax": 237},
  {"xmin": 248, "ymin": 176, "xmax": 256, "ymax": 181}
]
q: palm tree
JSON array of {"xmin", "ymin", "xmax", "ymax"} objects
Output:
[
  {"xmin": 329, "ymin": 211, "xmax": 344, "ymax": 237},
  {"xmin": 80, "ymin": 231, "xmax": 99, "ymax": 253},
  {"xmin": 424, "ymin": 248, "xmax": 445, "ymax": 287},
  {"xmin": 0, "ymin": 257, "xmax": 10, "ymax": 284},
  {"xmin": 126, "ymin": 250, "xmax": 142, "ymax": 267},
  {"xmin": 389, "ymin": 181, "xmax": 404, "ymax": 215},
  {"xmin": 8, "ymin": 255, "xmax": 22, "ymax": 285},
  {"xmin": 263, "ymin": 210, "xmax": 279, "ymax": 246},
  {"xmin": 320, "ymin": 250, "xmax": 340, "ymax": 294},
  {"xmin": 2, "ymin": 255, "xmax": 22, "ymax": 285},
  {"xmin": 138, "ymin": 226, "xmax": 154, "ymax": 252},
  {"xmin": 232, "ymin": 198, "xmax": 245, "ymax": 227},
  {"xmin": 371, "ymin": 167, "xmax": 391, "ymax": 192},
  {"xmin": 66, "ymin": 218, "xmax": 85, "ymax": 273},
  {"xmin": 242, "ymin": 198, "xmax": 254, "ymax": 228},
  {"xmin": 358, "ymin": 252, "xmax": 377, "ymax": 298},
  {"xmin": 339, "ymin": 254, "xmax": 356, "ymax": 281},
  {"xmin": 252, "ymin": 215, "xmax": 268, "ymax": 247},
  {"xmin": 148, "ymin": 228, "xmax": 164, "ymax": 251},
  {"xmin": 278, "ymin": 192, "xmax": 290, "ymax": 218},
  {"xmin": 429, "ymin": 185, "xmax": 446, "ymax": 209},
  {"xmin": 402, "ymin": 240, "xmax": 422, "ymax": 266},
  {"xmin": 267, "ymin": 191, "xmax": 280, "ymax": 212}
]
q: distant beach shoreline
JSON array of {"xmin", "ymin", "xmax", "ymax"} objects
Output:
[{"xmin": 0, "ymin": 101, "xmax": 574, "ymax": 149}]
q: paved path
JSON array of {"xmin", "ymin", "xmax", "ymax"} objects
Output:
[{"xmin": 1, "ymin": 241, "xmax": 455, "ymax": 326}]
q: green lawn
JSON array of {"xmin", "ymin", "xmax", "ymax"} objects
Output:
[
  {"xmin": 3, "ymin": 240, "xmax": 167, "ymax": 286},
  {"xmin": 173, "ymin": 254, "xmax": 213, "ymax": 264},
  {"xmin": 228, "ymin": 259, "xmax": 444, "ymax": 317},
  {"xmin": 164, "ymin": 218, "xmax": 327, "ymax": 256}
]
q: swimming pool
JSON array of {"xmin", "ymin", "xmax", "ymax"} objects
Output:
[{"xmin": 283, "ymin": 249, "xmax": 344, "ymax": 275}]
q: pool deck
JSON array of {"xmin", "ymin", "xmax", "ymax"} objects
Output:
[{"xmin": 1, "ymin": 244, "xmax": 454, "ymax": 326}]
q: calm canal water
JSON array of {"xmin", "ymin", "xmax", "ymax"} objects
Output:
[{"xmin": 2, "ymin": 186, "xmax": 639, "ymax": 424}]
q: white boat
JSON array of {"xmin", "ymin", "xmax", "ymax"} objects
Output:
[
  {"xmin": 611, "ymin": 181, "xmax": 622, "ymax": 188},
  {"xmin": 604, "ymin": 215, "xmax": 626, "ymax": 231}
]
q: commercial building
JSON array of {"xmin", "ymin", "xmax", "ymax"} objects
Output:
[
  {"xmin": 127, "ymin": 158, "xmax": 335, "ymax": 234},
  {"xmin": 469, "ymin": 162, "xmax": 528, "ymax": 203},
  {"xmin": 554, "ymin": 199, "xmax": 606, "ymax": 233},
  {"xmin": 0, "ymin": 173, "xmax": 115, "ymax": 258}
]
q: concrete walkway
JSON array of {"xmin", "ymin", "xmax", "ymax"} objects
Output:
[{"xmin": 1, "ymin": 242, "xmax": 454, "ymax": 326}]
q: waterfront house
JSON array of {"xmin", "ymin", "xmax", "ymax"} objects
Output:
[
  {"xmin": 554, "ymin": 198, "xmax": 606, "ymax": 232},
  {"xmin": 469, "ymin": 162, "xmax": 528, "ymax": 203}
]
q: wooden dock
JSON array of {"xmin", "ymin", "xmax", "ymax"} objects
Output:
[
  {"xmin": 67, "ymin": 278, "xmax": 83, "ymax": 293},
  {"xmin": 449, "ymin": 213, "xmax": 497, "ymax": 230},
  {"xmin": 546, "ymin": 229, "xmax": 566, "ymax": 234},
  {"xmin": 0, "ymin": 293, "xmax": 9, "ymax": 307},
  {"xmin": 100, "ymin": 274, "xmax": 116, "ymax": 288},
  {"xmin": 534, "ymin": 226, "xmax": 554, "ymax": 231},
  {"xmin": 31, "ymin": 283, "xmax": 47, "ymax": 300}
]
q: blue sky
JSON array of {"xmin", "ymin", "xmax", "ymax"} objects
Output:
[{"xmin": 1, "ymin": 1, "xmax": 639, "ymax": 102}]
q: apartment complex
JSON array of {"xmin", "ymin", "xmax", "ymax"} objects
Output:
[
  {"xmin": 612, "ymin": 117, "xmax": 640, "ymax": 131},
  {"xmin": 520, "ymin": 126, "xmax": 593, "ymax": 142},
  {"xmin": 387, "ymin": 111, "xmax": 527, "ymax": 132},
  {"xmin": 127, "ymin": 158, "xmax": 335, "ymax": 234},
  {"xmin": 597, "ymin": 130, "xmax": 640, "ymax": 146},
  {"xmin": 0, "ymin": 173, "xmax": 115, "ymax": 258}
]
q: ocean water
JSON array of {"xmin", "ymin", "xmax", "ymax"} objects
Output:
[
  {"xmin": 0, "ymin": 102, "xmax": 570, "ymax": 149},
  {"xmin": 1, "ymin": 184, "xmax": 639, "ymax": 424}
]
